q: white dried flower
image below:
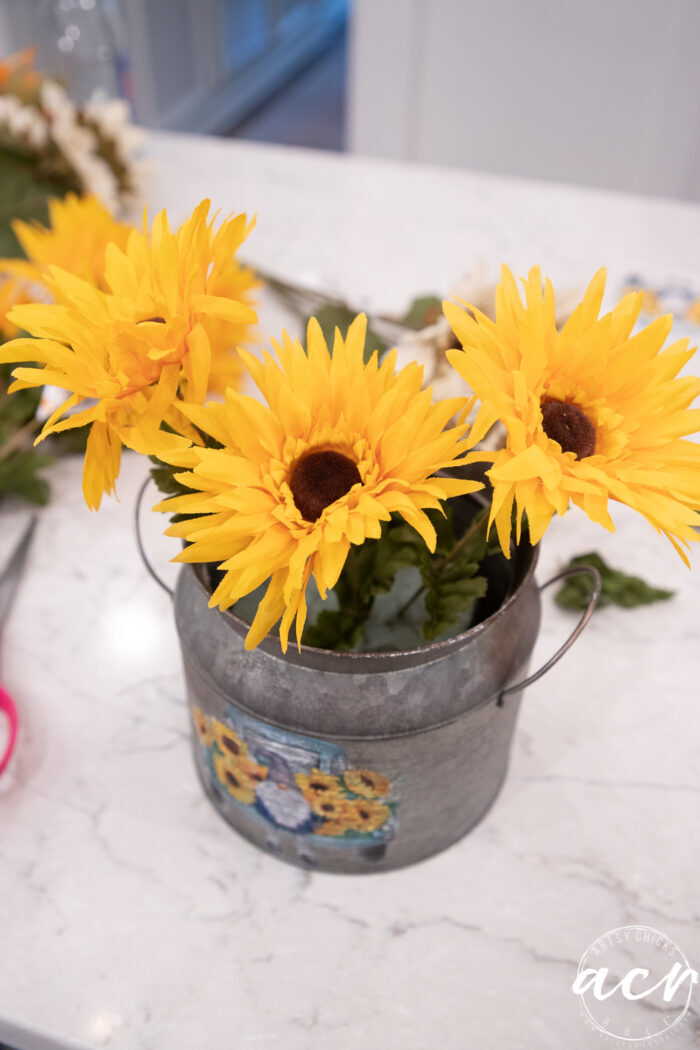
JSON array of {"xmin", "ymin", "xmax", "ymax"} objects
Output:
[
  {"xmin": 38, "ymin": 79, "xmax": 121, "ymax": 210},
  {"xmin": 33, "ymin": 81, "xmax": 141, "ymax": 211},
  {"xmin": 451, "ymin": 262, "xmax": 582, "ymax": 328},
  {"xmin": 83, "ymin": 93, "xmax": 144, "ymax": 163},
  {"xmin": 0, "ymin": 95, "xmax": 49, "ymax": 150},
  {"xmin": 39, "ymin": 79, "xmax": 76, "ymax": 124},
  {"xmin": 25, "ymin": 111, "xmax": 49, "ymax": 149}
]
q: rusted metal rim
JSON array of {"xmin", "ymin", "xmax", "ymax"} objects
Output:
[{"xmin": 190, "ymin": 538, "xmax": 539, "ymax": 674}]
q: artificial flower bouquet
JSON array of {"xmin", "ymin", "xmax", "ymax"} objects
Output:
[{"xmin": 1, "ymin": 198, "xmax": 699, "ymax": 657}]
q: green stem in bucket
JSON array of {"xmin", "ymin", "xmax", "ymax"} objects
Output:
[{"xmin": 397, "ymin": 511, "xmax": 489, "ymax": 621}]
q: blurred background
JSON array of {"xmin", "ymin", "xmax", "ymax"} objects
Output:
[{"xmin": 1, "ymin": 0, "xmax": 700, "ymax": 200}]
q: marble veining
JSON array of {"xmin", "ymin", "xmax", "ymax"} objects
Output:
[{"xmin": 0, "ymin": 131, "xmax": 699, "ymax": 1050}]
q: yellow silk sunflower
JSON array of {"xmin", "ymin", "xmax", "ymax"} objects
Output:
[
  {"xmin": 0, "ymin": 200, "xmax": 257, "ymax": 509},
  {"xmin": 444, "ymin": 266, "xmax": 700, "ymax": 561},
  {"xmin": 98, "ymin": 198, "xmax": 258, "ymax": 406},
  {"xmin": 157, "ymin": 314, "xmax": 480, "ymax": 651},
  {"xmin": 204, "ymin": 258, "xmax": 259, "ymax": 397},
  {"xmin": 0, "ymin": 194, "xmax": 133, "ymax": 293},
  {"xmin": 0, "ymin": 195, "xmax": 257, "ymax": 389},
  {"xmin": 0, "ymin": 277, "xmax": 31, "ymax": 339}
]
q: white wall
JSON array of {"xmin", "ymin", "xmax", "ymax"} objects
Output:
[
  {"xmin": 348, "ymin": 0, "xmax": 700, "ymax": 201},
  {"xmin": 0, "ymin": 0, "xmax": 33, "ymax": 55}
]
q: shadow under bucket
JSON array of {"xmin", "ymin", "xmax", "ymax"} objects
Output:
[{"xmin": 171, "ymin": 505, "xmax": 599, "ymax": 873}]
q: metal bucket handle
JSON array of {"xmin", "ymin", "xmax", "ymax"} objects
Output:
[
  {"xmin": 135, "ymin": 475, "xmax": 174, "ymax": 599},
  {"xmin": 497, "ymin": 565, "xmax": 602, "ymax": 706}
]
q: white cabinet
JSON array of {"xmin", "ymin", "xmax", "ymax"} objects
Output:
[{"xmin": 348, "ymin": 0, "xmax": 700, "ymax": 201}]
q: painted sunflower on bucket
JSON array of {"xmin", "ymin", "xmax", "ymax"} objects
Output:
[{"xmin": 1, "ymin": 199, "xmax": 699, "ymax": 654}]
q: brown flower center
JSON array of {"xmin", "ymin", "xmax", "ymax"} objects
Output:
[
  {"xmin": 222, "ymin": 737, "xmax": 241, "ymax": 756},
  {"xmin": 290, "ymin": 450, "xmax": 362, "ymax": 522},
  {"xmin": 540, "ymin": 399, "xmax": 596, "ymax": 459}
]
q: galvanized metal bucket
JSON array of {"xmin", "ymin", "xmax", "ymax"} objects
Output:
[{"xmin": 167, "ymin": 518, "xmax": 600, "ymax": 874}]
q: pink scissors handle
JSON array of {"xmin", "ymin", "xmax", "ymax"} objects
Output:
[{"xmin": 0, "ymin": 685, "xmax": 18, "ymax": 775}]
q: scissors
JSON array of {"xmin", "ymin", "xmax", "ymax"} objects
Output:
[{"xmin": 0, "ymin": 515, "xmax": 37, "ymax": 777}]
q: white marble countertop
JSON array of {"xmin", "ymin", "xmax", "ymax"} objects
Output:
[{"xmin": 1, "ymin": 131, "xmax": 699, "ymax": 1050}]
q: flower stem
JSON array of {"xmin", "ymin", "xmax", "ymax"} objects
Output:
[
  {"xmin": 0, "ymin": 416, "xmax": 40, "ymax": 461},
  {"xmin": 248, "ymin": 262, "xmax": 416, "ymax": 337},
  {"xmin": 397, "ymin": 512, "xmax": 489, "ymax": 620},
  {"xmin": 432, "ymin": 511, "xmax": 489, "ymax": 573}
]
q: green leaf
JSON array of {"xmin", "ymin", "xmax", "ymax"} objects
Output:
[
  {"xmin": 302, "ymin": 519, "xmax": 424, "ymax": 650},
  {"xmin": 358, "ymin": 522, "xmax": 420, "ymax": 600},
  {"xmin": 301, "ymin": 607, "xmax": 368, "ymax": 652},
  {"xmin": 302, "ymin": 507, "xmax": 492, "ymax": 651},
  {"xmin": 0, "ymin": 359, "xmax": 52, "ymax": 504},
  {"xmin": 400, "ymin": 294, "xmax": 442, "ymax": 330},
  {"xmin": 423, "ymin": 571, "xmax": 488, "ymax": 641},
  {"xmin": 49, "ymin": 426, "xmax": 88, "ymax": 455},
  {"xmin": 147, "ymin": 456, "xmax": 197, "ymax": 525},
  {"xmin": 304, "ymin": 304, "xmax": 388, "ymax": 363},
  {"xmin": 0, "ymin": 447, "xmax": 52, "ymax": 504},
  {"xmin": 417, "ymin": 507, "xmax": 489, "ymax": 641},
  {"xmin": 0, "ymin": 147, "xmax": 75, "ymax": 257},
  {"xmin": 0, "ymin": 330, "xmax": 91, "ymax": 505},
  {"xmin": 555, "ymin": 552, "xmax": 674, "ymax": 611},
  {"xmin": 149, "ymin": 456, "xmax": 191, "ymax": 499},
  {"xmin": 0, "ymin": 363, "xmax": 42, "ymax": 422}
]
